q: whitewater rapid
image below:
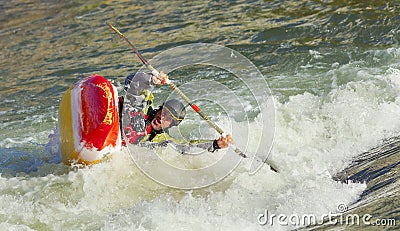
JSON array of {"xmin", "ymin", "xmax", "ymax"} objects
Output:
[{"xmin": 2, "ymin": 48, "xmax": 400, "ymax": 230}]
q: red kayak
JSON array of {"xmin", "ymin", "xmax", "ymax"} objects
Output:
[{"xmin": 58, "ymin": 74, "xmax": 121, "ymax": 165}]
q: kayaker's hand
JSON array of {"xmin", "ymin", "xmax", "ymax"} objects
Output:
[
  {"xmin": 216, "ymin": 134, "xmax": 232, "ymax": 149},
  {"xmin": 152, "ymin": 71, "xmax": 169, "ymax": 85}
]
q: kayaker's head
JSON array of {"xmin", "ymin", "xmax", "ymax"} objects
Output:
[{"xmin": 151, "ymin": 99, "xmax": 186, "ymax": 130}]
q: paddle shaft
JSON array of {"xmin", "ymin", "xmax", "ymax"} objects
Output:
[{"xmin": 107, "ymin": 22, "xmax": 246, "ymax": 158}]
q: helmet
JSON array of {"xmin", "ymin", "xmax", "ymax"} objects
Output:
[{"xmin": 162, "ymin": 99, "xmax": 186, "ymax": 126}]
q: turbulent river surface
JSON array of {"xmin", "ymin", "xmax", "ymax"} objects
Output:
[{"xmin": 0, "ymin": 0, "xmax": 399, "ymax": 230}]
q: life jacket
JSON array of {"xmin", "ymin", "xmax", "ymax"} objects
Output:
[
  {"xmin": 124, "ymin": 111, "xmax": 150, "ymax": 144},
  {"xmin": 122, "ymin": 102, "xmax": 167, "ymax": 145}
]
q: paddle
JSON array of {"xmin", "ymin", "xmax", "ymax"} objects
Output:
[{"xmin": 107, "ymin": 23, "xmax": 278, "ymax": 172}]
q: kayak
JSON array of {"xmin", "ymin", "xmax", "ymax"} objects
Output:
[{"xmin": 58, "ymin": 74, "xmax": 122, "ymax": 165}]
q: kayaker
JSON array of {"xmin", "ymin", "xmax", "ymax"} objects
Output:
[{"xmin": 119, "ymin": 71, "xmax": 232, "ymax": 153}]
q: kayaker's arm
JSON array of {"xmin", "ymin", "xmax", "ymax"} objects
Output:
[
  {"xmin": 139, "ymin": 139, "xmax": 221, "ymax": 154},
  {"xmin": 140, "ymin": 132, "xmax": 229, "ymax": 154},
  {"xmin": 124, "ymin": 72, "xmax": 159, "ymax": 113}
]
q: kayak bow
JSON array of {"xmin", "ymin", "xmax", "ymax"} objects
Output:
[{"xmin": 59, "ymin": 74, "xmax": 121, "ymax": 165}]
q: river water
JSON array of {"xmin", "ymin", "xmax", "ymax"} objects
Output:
[{"xmin": 0, "ymin": 0, "xmax": 399, "ymax": 230}]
